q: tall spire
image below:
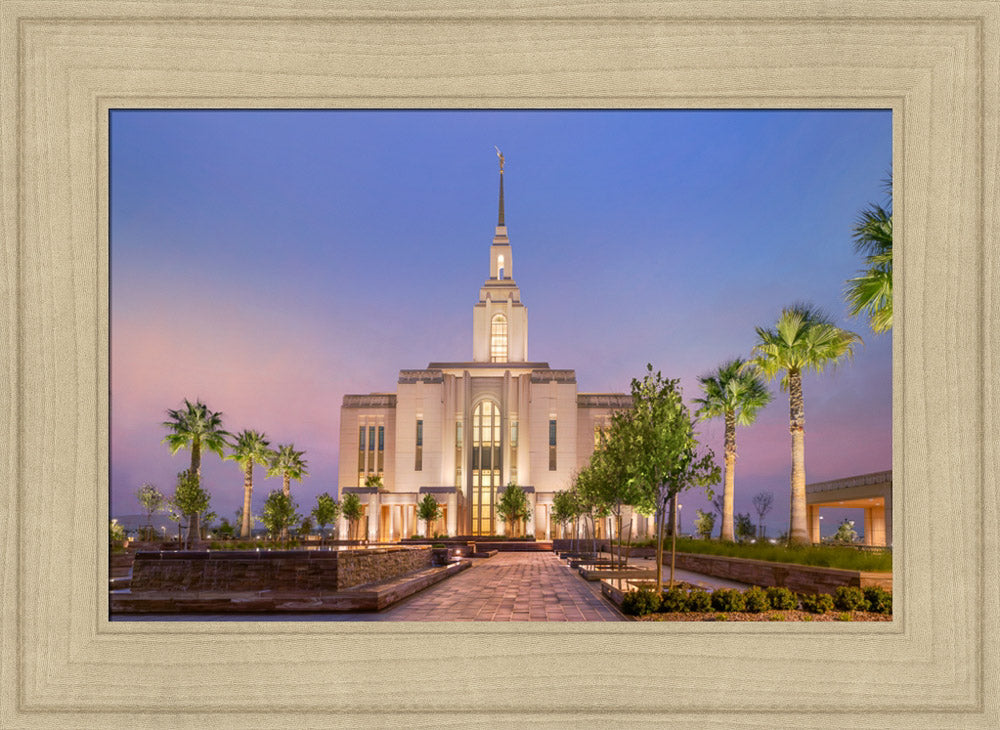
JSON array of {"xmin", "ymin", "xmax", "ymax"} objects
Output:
[{"xmin": 495, "ymin": 146, "xmax": 505, "ymax": 226}]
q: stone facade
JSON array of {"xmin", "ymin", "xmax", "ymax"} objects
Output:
[{"xmin": 130, "ymin": 546, "xmax": 433, "ymax": 593}]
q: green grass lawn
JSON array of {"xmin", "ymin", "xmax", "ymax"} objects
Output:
[{"xmin": 633, "ymin": 537, "xmax": 892, "ymax": 572}]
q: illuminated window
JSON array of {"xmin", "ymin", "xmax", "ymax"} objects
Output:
[
  {"xmin": 358, "ymin": 425, "xmax": 365, "ymax": 474},
  {"xmin": 377, "ymin": 425, "xmax": 384, "ymax": 472},
  {"xmin": 497, "ymin": 254, "xmax": 505, "ymax": 280},
  {"xmin": 415, "ymin": 419, "xmax": 423, "ymax": 471},
  {"xmin": 490, "ymin": 314, "xmax": 508, "ymax": 362},
  {"xmin": 549, "ymin": 419, "xmax": 557, "ymax": 471},
  {"xmin": 471, "ymin": 401, "xmax": 501, "ymax": 536}
]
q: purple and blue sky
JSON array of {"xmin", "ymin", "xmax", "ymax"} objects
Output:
[{"xmin": 110, "ymin": 109, "xmax": 891, "ymax": 537}]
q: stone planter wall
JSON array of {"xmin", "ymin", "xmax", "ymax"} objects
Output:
[
  {"xmin": 664, "ymin": 552, "xmax": 891, "ymax": 593},
  {"xmin": 130, "ymin": 546, "xmax": 432, "ymax": 593}
]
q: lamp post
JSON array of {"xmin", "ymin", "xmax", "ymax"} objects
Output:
[{"xmin": 677, "ymin": 504, "xmax": 683, "ymax": 536}]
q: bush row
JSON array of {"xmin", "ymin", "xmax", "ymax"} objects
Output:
[{"xmin": 620, "ymin": 584, "xmax": 892, "ymax": 617}]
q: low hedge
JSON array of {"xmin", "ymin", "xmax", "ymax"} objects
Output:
[{"xmin": 620, "ymin": 584, "xmax": 892, "ymax": 617}]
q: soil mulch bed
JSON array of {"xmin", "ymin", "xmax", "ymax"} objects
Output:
[{"xmin": 636, "ymin": 609, "xmax": 893, "ymax": 622}]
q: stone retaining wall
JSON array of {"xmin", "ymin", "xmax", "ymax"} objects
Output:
[{"xmin": 130, "ymin": 546, "xmax": 433, "ymax": 593}]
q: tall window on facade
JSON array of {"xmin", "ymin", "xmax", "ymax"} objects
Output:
[
  {"xmin": 358, "ymin": 425, "xmax": 366, "ymax": 474},
  {"xmin": 377, "ymin": 425, "xmax": 385, "ymax": 473},
  {"xmin": 455, "ymin": 420, "xmax": 463, "ymax": 488},
  {"xmin": 549, "ymin": 419, "xmax": 557, "ymax": 471},
  {"xmin": 490, "ymin": 313, "xmax": 508, "ymax": 362},
  {"xmin": 471, "ymin": 400, "xmax": 502, "ymax": 536},
  {"xmin": 497, "ymin": 254, "xmax": 505, "ymax": 280},
  {"xmin": 415, "ymin": 419, "xmax": 423, "ymax": 471},
  {"xmin": 510, "ymin": 419, "xmax": 518, "ymax": 484}
]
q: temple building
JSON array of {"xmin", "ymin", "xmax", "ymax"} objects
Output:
[{"xmin": 337, "ymin": 154, "xmax": 646, "ymax": 540}]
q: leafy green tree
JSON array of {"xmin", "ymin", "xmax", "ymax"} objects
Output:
[
  {"xmin": 215, "ymin": 518, "xmax": 236, "ymax": 540},
  {"xmin": 694, "ymin": 358, "xmax": 772, "ymax": 541},
  {"xmin": 364, "ymin": 474, "xmax": 385, "ymax": 491},
  {"xmin": 626, "ymin": 365, "xmax": 720, "ymax": 588},
  {"xmin": 161, "ymin": 399, "xmax": 229, "ymax": 543},
  {"xmin": 267, "ymin": 444, "xmax": 309, "ymax": 538},
  {"xmin": 135, "ymin": 482, "xmax": 164, "ymax": 541},
  {"xmin": 172, "ymin": 469, "xmax": 211, "ymax": 548},
  {"xmin": 341, "ymin": 492, "xmax": 365, "ymax": 541},
  {"xmin": 574, "ymin": 463, "xmax": 610, "ymax": 556},
  {"xmin": 747, "ymin": 304, "xmax": 861, "ymax": 544},
  {"xmin": 297, "ymin": 516, "xmax": 314, "ymax": 539},
  {"xmin": 734, "ymin": 512, "xmax": 756, "ymax": 543},
  {"xmin": 225, "ymin": 429, "xmax": 274, "ymax": 538},
  {"xmin": 751, "ymin": 491, "xmax": 774, "ymax": 538},
  {"xmin": 832, "ymin": 519, "xmax": 859, "ymax": 544},
  {"xmin": 846, "ymin": 178, "xmax": 892, "ymax": 334},
  {"xmin": 109, "ymin": 518, "xmax": 126, "ymax": 547},
  {"xmin": 259, "ymin": 490, "xmax": 301, "ymax": 545},
  {"xmin": 551, "ymin": 488, "xmax": 582, "ymax": 549},
  {"xmin": 585, "ymin": 420, "xmax": 642, "ymax": 569},
  {"xmin": 312, "ymin": 492, "xmax": 341, "ymax": 544},
  {"xmin": 694, "ymin": 509, "xmax": 716, "ymax": 539},
  {"xmin": 416, "ymin": 494, "xmax": 442, "ymax": 538},
  {"xmin": 496, "ymin": 483, "xmax": 532, "ymax": 537}
]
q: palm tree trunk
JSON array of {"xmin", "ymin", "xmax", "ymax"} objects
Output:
[
  {"xmin": 788, "ymin": 370, "xmax": 809, "ymax": 545},
  {"xmin": 282, "ymin": 475, "xmax": 291, "ymax": 540},
  {"xmin": 241, "ymin": 463, "xmax": 253, "ymax": 538},
  {"xmin": 190, "ymin": 437, "xmax": 201, "ymax": 476},
  {"xmin": 721, "ymin": 410, "xmax": 737, "ymax": 541}
]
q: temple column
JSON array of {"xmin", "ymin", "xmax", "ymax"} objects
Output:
[
  {"xmin": 808, "ymin": 505, "xmax": 820, "ymax": 543},
  {"xmin": 527, "ymin": 492, "xmax": 537, "ymax": 538},
  {"xmin": 446, "ymin": 493, "xmax": 457, "ymax": 536}
]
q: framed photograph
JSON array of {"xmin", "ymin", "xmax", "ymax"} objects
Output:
[{"xmin": 2, "ymin": 1, "xmax": 996, "ymax": 726}]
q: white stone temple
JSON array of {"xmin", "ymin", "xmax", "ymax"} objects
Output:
[{"xmin": 337, "ymin": 154, "xmax": 648, "ymax": 540}]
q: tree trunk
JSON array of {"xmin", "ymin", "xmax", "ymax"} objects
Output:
[
  {"xmin": 721, "ymin": 410, "xmax": 737, "ymax": 541},
  {"xmin": 655, "ymin": 496, "xmax": 666, "ymax": 590},
  {"xmin": 788, "ymin": 370, "xmax": 810, "ymax": 545},
  {"xmin": 186, "ymin": 512, "xmax": 200, "ymax": 549},
  {"xmin": 241, "ymin": 463, "xmax": 253, "ymax": 538}
]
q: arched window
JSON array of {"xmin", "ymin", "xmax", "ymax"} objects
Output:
[
  {"xmin": 490, "ymin": 314, "xmax": 508, "ymax": 362},
  {"xmin": 470, "ymin": 400, "xmax": 501, "ymax": 536},
  {"xmin": 497, "ymin": 254, "xmax": 505, "ymax": 280}
]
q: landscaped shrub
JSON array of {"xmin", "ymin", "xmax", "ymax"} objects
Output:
[
  {"xmin": 833, "ymin": 586, "xmax": 867, "ymax": 611},
  {"xmin": 687, "ymin": 589, "xmax": 712, "ymax": 612},
  {"xmin": 863, "ymin": 586, "xmax": 893, "ymax": 614},
  {"xmin": 711, "ymin": 588, "xmax": 746, "ymax": 612},
  {"xmin": 621, "ymin": 588, "xmax": 661, "ymax": 616},
  {"xmin": 742, "ymin": 586, "xmax": 770, "ymax": 613},
  {"xmin": 765, "ymin": 586, "xmax": 798, "ymax": 610},
  {"xmin": 659, "ymin": 587, "xmax": 690, "ymax": 613},
  {"xmin": 800, "ymin": 593, "xmax": 834, "ymax": 614}
]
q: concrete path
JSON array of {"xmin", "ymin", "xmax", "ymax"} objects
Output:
[{"xmin": 379, "ymin": 551, "xmax": 624, "ymax": 621}]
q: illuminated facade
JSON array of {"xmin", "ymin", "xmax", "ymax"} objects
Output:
[{"xmin": 338, "ymin": 162, "xmax": 648, "ymax": 540}]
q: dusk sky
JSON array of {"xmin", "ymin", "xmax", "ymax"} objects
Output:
[{"xmin": 110, "ymin": 109, "xmax": 891, "ymax": 538}]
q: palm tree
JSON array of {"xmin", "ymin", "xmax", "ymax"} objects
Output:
[
  {"xmin": 747, "ymin": 304, "xmax": 862, "ymax": 545},
  {"xmin": 161, "ymin": 399, "xmax": 229, "ymax": 545},
  {"xmin": 694, "ymin": 359, "xmax": 772, "ymax": 541},
  {"xmin": 267, "ymin": 443, "xmax": 309, "ymax": 538},
  {"xmin": 845, "ymin": 180, "xmax": 892, "ymax": 333},
  {"xmin": 225, "ymin": 429, "xmax": 274, "ymax": 538}
]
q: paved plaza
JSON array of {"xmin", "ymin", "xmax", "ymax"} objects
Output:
[{"xmin": 379, "ymin": 552, "xmax": 624, "ymax": 621}]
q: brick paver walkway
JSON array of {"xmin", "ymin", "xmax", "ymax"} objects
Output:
[{"xmin": 380, "ymin": 551, "xmax": 624, "ymax": 621}]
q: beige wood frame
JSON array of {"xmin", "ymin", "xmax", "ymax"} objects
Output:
[{"xmin": 1, "ymin": 1, "xmax": 997, "ymax": 727}]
